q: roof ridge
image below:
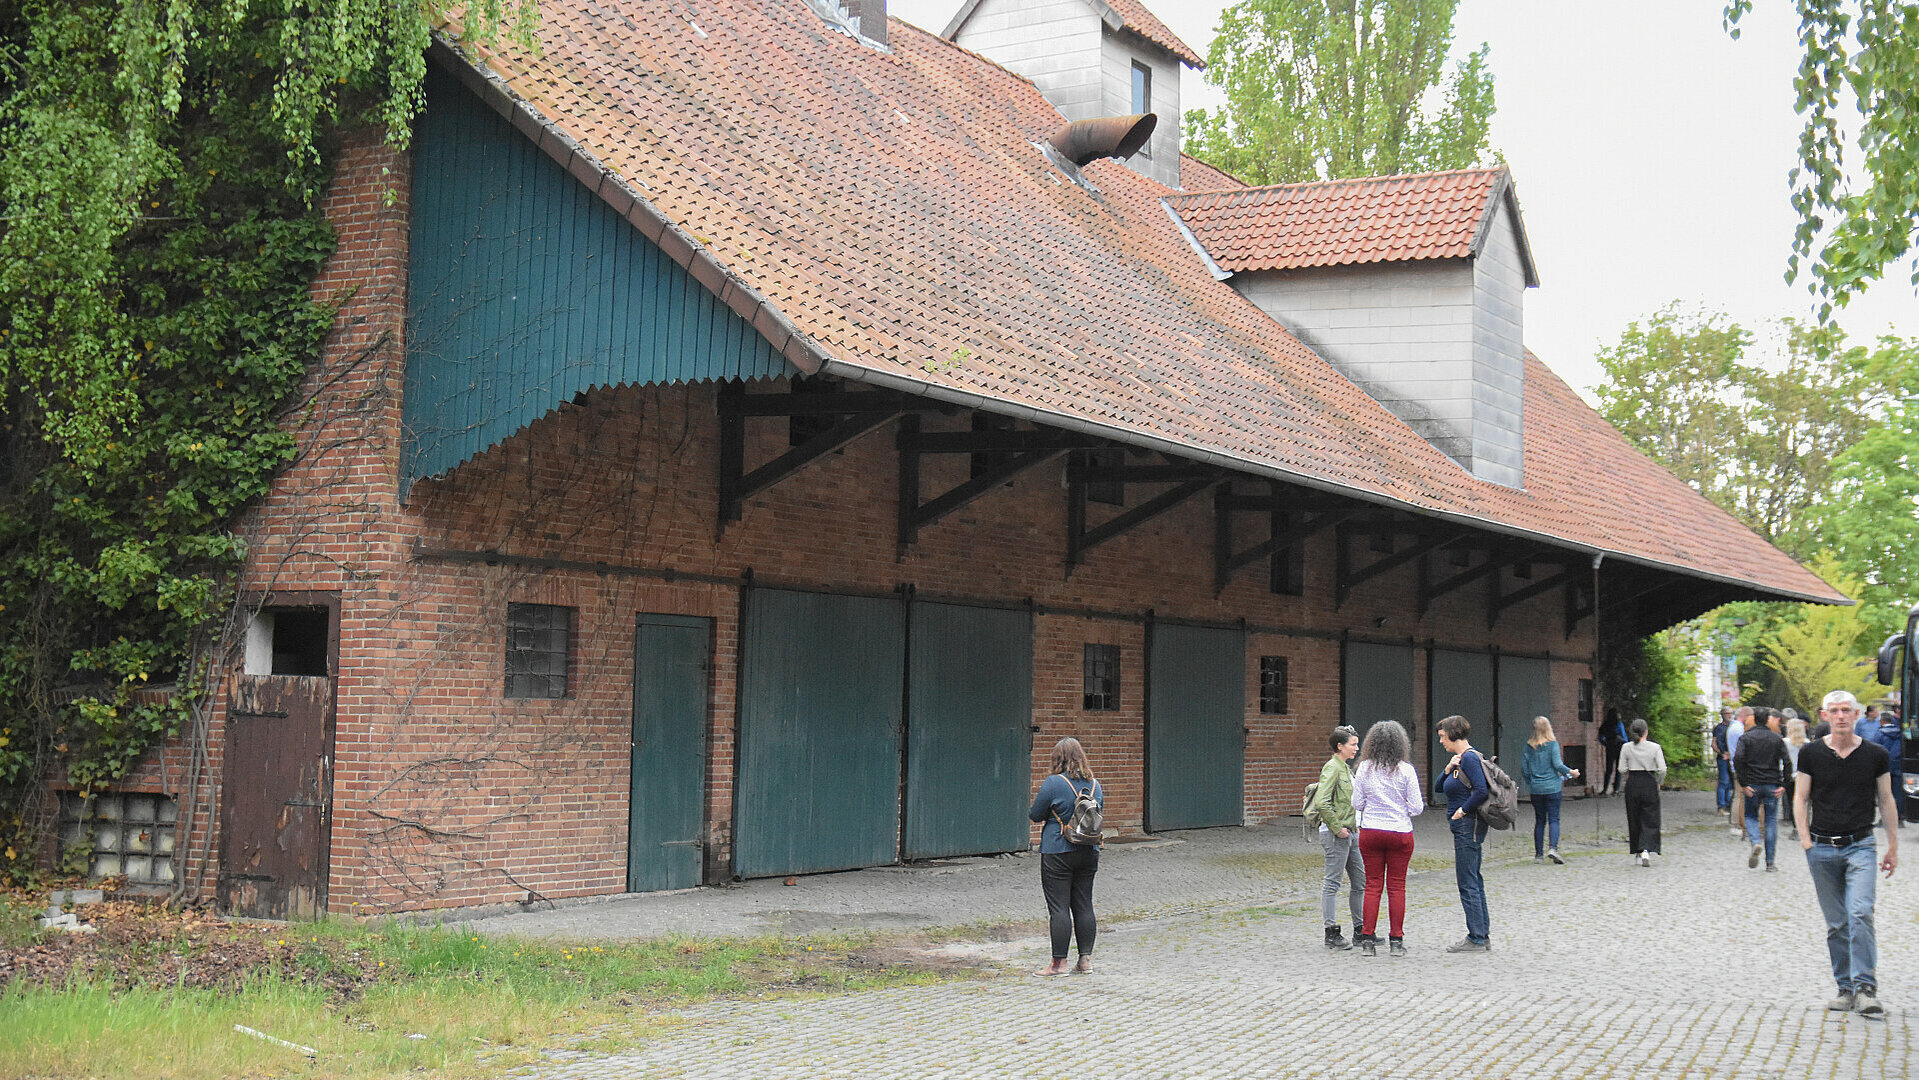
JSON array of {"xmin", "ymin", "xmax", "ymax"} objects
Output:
[{"xmin": 1167, "ymin": 166, "xmax": 1507, "ymax": 201}]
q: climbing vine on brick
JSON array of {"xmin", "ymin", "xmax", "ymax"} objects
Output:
[{"xmin": 0, "ymin": 0, "xmax": 537, "ymax": 884}]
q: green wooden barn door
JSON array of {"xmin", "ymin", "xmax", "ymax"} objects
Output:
[
  {"xmin": 628, "ymin": 614, "xmax": 712, "ymax": 893},
  {"xmin": 903, "ymin": 603, "xmax": 1033, "ymax": 860},
  {"xmin": 1343, "ymin": 641, "xmax": 1416, "ymax": 744},
  {"xmin": 1147, "ymin": 624, "xmax": 1246, "ymax": 831},
  {"xmin": 1497, "ymin": 656, "xmax": 1553, "ymax": 795},
  {"xmin": 735, "ymin": 589, "xmax": 904, "ymax": 878},
  {"xmin": 1430, "ymin": 649, "xmax": 1494, "ymax": 784}
]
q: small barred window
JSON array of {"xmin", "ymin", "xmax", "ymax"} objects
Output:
[
  {"xmin": 1083, "ymin": 643, "xmax": 1120, "ymax": 711},
  {"xmin": 59, "ymin": 791, "xmax": 178, "ymax": 884},
  {"xmin": 1259, "ymin": 656, "xmax": 1289, "ymax": 715},
  {"xmin": 506, "ymin": 603, "xmax": 572, "ymax": 699}
]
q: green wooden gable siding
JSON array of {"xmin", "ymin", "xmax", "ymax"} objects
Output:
[{"xmin": 403, "ymin": 65, "xmax": 789, "ymax": 490}]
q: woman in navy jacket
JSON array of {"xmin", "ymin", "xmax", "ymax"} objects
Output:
[
  {"xmin": 1437, "ymin": 714, "xmax": 1492, "ymax": 953},
  {"xmin": 1028, "ymin": 737, "xmax": 1104, "ymax": 976}
]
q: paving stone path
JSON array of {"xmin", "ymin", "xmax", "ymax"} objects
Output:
[{"xmin": 497, "ymin": 792, "xmax": 1913, "ymax": 1078}]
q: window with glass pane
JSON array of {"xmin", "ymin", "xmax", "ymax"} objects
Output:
[
  {"xmin": 1259, "ymin": 656, "xmax": 1289, "ymax": 715},
  {"xmin": 1131, "ymin": 61, "xmax": 1152, "ymax": 116},
  {"xmin": 1083, "ymin": 643, "xmax": 1120, "ymax": 710},
  {"xmin": 506, "ymin": 603, "xmax": 571, "ymax": 699}
]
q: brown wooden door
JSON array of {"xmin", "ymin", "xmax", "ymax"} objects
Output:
[{"xmin": 219, "ymin": 674, "xmax": 333, "ymax": 919}]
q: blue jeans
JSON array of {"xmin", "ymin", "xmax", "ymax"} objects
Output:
[
  {"xmin": 1716, "ymin": 758, "xmax": 1734, "ymax": 810},
  {"xmin": 1743, "ymin": 784, "xmax": 1780, "ymax": 865},
  {"xmin": 1806, "ymin": 838, "xmax": 1878, "ymax": 993},
  {"xmin": 1531, "ymin": 792, "xmax": 1562, "ymax": 856},
  {"xmin": 1450, "ymin": 814, "xmax": 1491, "ymax": 944}
]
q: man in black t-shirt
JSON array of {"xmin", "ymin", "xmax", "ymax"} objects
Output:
[{"xmin": 1794, "ymin": 689, "xmax": 1899, "ymax": 1019}]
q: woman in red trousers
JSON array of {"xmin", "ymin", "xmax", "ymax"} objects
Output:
[{"xmin": 1350, "ymin": 720, "xmax": 1425, "ymax": 957}]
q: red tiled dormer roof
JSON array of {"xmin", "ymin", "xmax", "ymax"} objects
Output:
[
  {"xmin": 1166, "ymin": 168, "xmax": 1537, "ymax": 282},
  {"xmin": 1100, "ymin": 0, "xmax": 1206, "ymax": 67},
  {"xmin": 942, "ymin": 0, "xmax": 1205, "ymax": 68},
  {"xmin": 438, "ymin": 0, "xmax": 1837, "ymax": 604}
]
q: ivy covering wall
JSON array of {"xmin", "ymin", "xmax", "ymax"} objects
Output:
[{"xmin": 0, "ymin": 0, "xmax": 535, "ymax": 887}]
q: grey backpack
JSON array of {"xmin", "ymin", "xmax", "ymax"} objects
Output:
[
  {"xmin": 1473, "ymin": 752, "xmax": 1521, "ymax": 830},
  {"xmin": 1053, "ymin": 778, "xmax": 1104, "ymax": 845}
]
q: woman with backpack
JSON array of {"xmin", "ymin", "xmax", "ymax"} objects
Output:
[
  {"xmin": 1350, "ymin": 720, "xmax": 1423, "ymax": 957},
  {"xmin": 1028, "ymin": 737, "xmax": 1104, "ymax": 977},
  {"xmin": 1436, "ymin": 714, "xmax": 1493, "ymax": 953},
  {"xmin": 1619, "ymin": 718, "xmax": 1667, "ymax": 867},
  {"xmin": 1521, "ymin": 715, "xmax": 1579, "ymax": 864},
  {"xmin": 1313, "ymin": 725, "xmax": 1364, "ymax": 951}
]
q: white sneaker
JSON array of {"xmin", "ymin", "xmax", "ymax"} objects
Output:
[{"xmin": 1639, "ymin": 851, "xmax": 1651, "ymax": 867}]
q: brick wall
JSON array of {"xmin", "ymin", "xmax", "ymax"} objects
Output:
[{"xmin": 159, "ymin": 131, "xmax": 1603, "ymax": 916}]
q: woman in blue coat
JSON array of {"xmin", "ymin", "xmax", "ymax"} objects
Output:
[
  {"xmin": 1521, "ymin": 716, "xmax": 1579, "ymax": 864},
  {"xmin": 1028, "ymin": 737, "xmax": 1103, "ymax": 976}
]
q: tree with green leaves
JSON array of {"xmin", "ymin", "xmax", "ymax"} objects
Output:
[
  {"xmin": 1725, "ymin": 2, "xmax": 1919, "ymax": 314},
  {"xmin": 1756, "ymin": 559, "xmax": 1883, "ymax": 710},
  {"xmin": 1592, "ymin": 304, "xmax": 1897, "ymax": 561},
  {"xmin": 1815, "ymin": 336, "xmax": 1919, "ymax": 638},
  {"xmin": 0, "ymin": 0, "xmax": 535, "ymax": 885},
  {"xmin": 1185, "ymin": 0, "xmax": 1496, "ymax": 185}
]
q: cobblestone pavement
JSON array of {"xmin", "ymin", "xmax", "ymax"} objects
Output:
[
  {"xmin": 464, "ymin": 791, "xmax": 1660, "ymax": 940},
  {"xmin": 498, "ymin": 790, "xmax": 1913, "ymax": 1078}
]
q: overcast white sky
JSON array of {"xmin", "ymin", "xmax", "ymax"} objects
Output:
[{"xmin": 890, "ymin": 0, "xmax": 1919, "ymax": 400}]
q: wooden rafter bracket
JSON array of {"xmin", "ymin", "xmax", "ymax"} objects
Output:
[
  {"xmin": 1068, "ymin": 472, "xmax": 1224, "ymax": 567},
  {"xmin": 1214, "ymin": 505, "xmax": 1355, "ymax": 595},
  {"xmin": 718, "ymin": 380, "xmax": 902, "ymax": 533},
  {"xmin": 1418, "ymin": 545, "xmax": 1551, "ymax": 617},
  {"xmin": 1488, "ymin": 565, "xmax": 1579, "ymax": 629},
  {"xmin": 1335, "ymin": 527, "xmax": 1468, "ymax": 611}
]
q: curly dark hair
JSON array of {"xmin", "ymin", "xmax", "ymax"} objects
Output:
[{"xmin": 1358, "ymin": 720, "xmax": 1410, "ymax": 774}]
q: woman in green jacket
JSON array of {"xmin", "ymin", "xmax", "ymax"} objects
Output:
[{"xmin": 1316, "ymin": 725, "xmax": 1364, "ymax": 950}]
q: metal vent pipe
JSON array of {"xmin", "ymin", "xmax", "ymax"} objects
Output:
[{"xmin": 1048, "ymin": 114, "xmax": 1158, "ymax": 166}]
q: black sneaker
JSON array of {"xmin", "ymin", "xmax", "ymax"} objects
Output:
[
  {"xmin": 1388, "ymin": 938, "xmax": 1407, "ymax": 958},
  {"xmin": 1359, "ymin": 935, "xmax": 1378, "ymax": 957},
  {"xmin": 1324, "ymin": 925, "xmax": 1352, "ymax": 951}
]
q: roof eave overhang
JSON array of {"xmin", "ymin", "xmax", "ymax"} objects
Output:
[
  {"xmin": 816, "ymin": 357, "xmax": 1840, "ymax": 606},
  {"xmin": 431, "ymin": 35, "xmax": 1832, "ymax": 609}
]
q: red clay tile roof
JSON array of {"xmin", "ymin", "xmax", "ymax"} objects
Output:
[
  {"xmin": 1098, "ymin": 0, "xmax": 1206, "ymax": 68},
  {"xmin": 1165, "ymin": 169, "xmax": 1532, "ymax": 276},
  {"xmin": 442, "ymin": 0, "xmax": 1838, "ymax": 604},
  {"xmin": 1178, "ymin": 153, "xmax": 1247, "ymax": 192}
]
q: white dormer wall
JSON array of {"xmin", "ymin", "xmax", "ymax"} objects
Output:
[
  {"xmin": 949, "ymin": 1, "xmax": 1183, "ymax": 188},
  {"xmin": 1098, "ymin": 28, "xmax": 1181, "ymax": 187},
  {"xmin": 1229, "ymin": 197, "xmax": 1528, "ymax": 488}
]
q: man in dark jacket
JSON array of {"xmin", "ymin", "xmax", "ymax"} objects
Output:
[
  {"xmin": 1736, "ymin": 706, "xmax": 1794, "ymax": 870},
  {"xmin": 1599, "ymin": 708, "xmax": 1629, "ymax": 795}
]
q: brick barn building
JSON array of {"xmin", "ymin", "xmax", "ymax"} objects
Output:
[{"xmin": 74, "ymin": 0, "xmax": 1838, "ymax": 918}]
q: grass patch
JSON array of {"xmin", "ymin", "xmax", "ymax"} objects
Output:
[
  {"xmin": 1205, "ymin": 852, "xmax": 1327, "ymax": 878},
  {"xmin": 2, "ymin": 911, "xmax": 955, "ymax": 1079}
]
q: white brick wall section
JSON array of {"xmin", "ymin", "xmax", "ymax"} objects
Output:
[
  {"xmin": 1470, "ymin": 199, "xmax": 1528, "ymax": 486},
  {"xmin": 1098, "ymin": 29, "xmax": 1181, "ymax": 187},
  {"xmin": 952, "ymin": 0, "xmax": 1102, "ymax": 120}
]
